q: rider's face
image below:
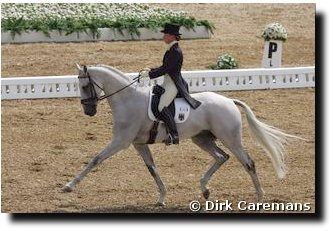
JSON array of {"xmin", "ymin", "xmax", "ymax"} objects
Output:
[{"xmin": 163, "ymin": 33, "xmax": 176, "ymax": 44}]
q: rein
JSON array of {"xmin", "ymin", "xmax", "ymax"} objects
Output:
[
  {"xmin": 98, "ymin": 74, "xmax": 142, "ymax": 101},
  {"xmin": 79, "ymin": 70, "xmax": 143, "ymax": 102}
]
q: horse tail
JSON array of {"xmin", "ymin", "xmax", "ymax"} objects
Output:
[{"xmin": 233, "ymin": 99, "xmax": 301, "ymax": 179}]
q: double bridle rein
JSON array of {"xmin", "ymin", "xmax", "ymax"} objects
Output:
[{"xmin": 78, "ymin": 70, "xmax": 143, "ymax": 105}]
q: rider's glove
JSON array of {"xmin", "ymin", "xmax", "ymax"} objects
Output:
[{"xmin": 140, "ymin": 68, "xmax": 151, "ymax": 78}]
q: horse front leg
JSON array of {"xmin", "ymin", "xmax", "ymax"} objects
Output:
[
  {"xmin": 62, "ymin": 138, "xmax": 130, "ymax": 192},
  {"xmin": 133, "ymin": 144, "xmax": 167, "ymax": 206}
]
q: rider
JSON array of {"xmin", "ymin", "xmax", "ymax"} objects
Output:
[{"xmin": 140, "ymin": 23, "xmax": 201, "ymax": 145}]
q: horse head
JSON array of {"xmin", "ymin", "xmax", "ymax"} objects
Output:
[{"xmin": 75, "ymin": 63, "xmax": 102, "ymax": 116}]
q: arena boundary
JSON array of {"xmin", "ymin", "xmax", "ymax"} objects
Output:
[{"xmin": 1, "ymin": 66, "xmax": 315, "ymax": 100}]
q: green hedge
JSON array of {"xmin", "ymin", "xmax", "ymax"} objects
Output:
[{"xmin": 1, "ymin": 3, "xmax": 215, "ymax": 38}]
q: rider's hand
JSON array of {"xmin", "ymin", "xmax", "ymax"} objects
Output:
[{"xmin": 140, "ymin": 68, "xmax": 151, "ymax": 78}]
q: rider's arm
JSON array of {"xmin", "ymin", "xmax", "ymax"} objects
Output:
[{"xmin": 149, "ymin": 49, "xmax": 182, "ymax": 79}]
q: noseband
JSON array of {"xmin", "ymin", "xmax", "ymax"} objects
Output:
[{"xmin": 78, "ymin": 69, "xmax": 143, "ymax": 106}]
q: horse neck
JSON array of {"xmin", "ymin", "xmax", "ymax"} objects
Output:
[{"xmin": 90, "ymin": 66, "xmax": 136, "ymax": 106}]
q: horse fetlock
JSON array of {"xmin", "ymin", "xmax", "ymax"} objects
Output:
[
  {"xmin": 200, "ymin": 181, "xmax": 210, "ymax": 199},
  {"xmin": 157, "ymin": 193, "xmax": 166, "ymax": 207},
  {"xmin": 61, "ymin": 177, "xmax": 81, "ymax": 192},
  {"xmin": 156, "ymin": 201, "xmax": 166, "ymax": 207},
  {"xmin": 257, "ymin": 188, "xmax": 265, "ymax": 202},
  {"xmin": 257, "ymin": 193, "xmax": 265, "ymax": 204},
  {"xmin": 203, "ymin": 189, "xmax": 210, "ymax": 199}
]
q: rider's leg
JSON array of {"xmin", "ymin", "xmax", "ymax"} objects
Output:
[
  {"xmin": 160, "ymin": 107, "xmax": 179, "ymax": 145},
  {"xmin": 158, "ymin": 80, "xmax": 178, "ymax": 145}
]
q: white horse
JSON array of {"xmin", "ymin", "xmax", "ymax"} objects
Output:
[{"xmin": 62, "ymin": 64, "xmax": 298, "ymax": 206}]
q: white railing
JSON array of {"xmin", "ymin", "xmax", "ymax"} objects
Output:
[{"xmin": 1, "ymin": 67, "xmax": 315, "ymax": 100}]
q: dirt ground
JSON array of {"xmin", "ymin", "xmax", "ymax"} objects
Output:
[{"xmin": 1, "ymin": 4, "xmax": 315, "ymax": 214}]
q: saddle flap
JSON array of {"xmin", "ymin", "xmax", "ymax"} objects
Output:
[{"xmin": 148, "ymin": 90, "xmax": 190, "ymax": 123}]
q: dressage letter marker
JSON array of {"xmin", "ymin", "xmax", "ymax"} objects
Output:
[
  {"xmin": 262, "ymin": 40, "xmax": 283, "ymax": 68},
  {"xmin": 268, "ymin": 42, "xmax": 278, "ymax": 58}
]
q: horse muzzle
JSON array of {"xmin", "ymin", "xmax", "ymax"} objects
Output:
[
  {"xmin": 84, "ymin": 106, "xmax": 97, "ymax": 117},
  {"xmin": 81, "ymin": 99, "xmax": 97, "ymax": 116}
]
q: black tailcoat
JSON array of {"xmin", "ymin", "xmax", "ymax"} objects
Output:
[{"xmin": 149, "ymin": 43, "xmax": 201, "ymax": 109}]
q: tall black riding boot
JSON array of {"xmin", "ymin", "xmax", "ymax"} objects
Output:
[{"xmin": 160, "ymin": 107, "xmax": 179, "ymax": 145}]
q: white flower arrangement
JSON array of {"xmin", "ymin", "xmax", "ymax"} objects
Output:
[
  {"xmin": 261, "ymin": 22, "xmax": 288, "ymax": 42},
  {"xmin": 215, "ymin": 53, "xmax": 238, "ymax": 69},
  {"xmin": 1, "ymin": 3, "xmax": 214, "ymax": 38}
]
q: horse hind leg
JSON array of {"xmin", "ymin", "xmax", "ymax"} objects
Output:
[
  {"xmin": 229, "ymin": 145, "xmax": 265, "ymax": 203},
  {"xmin": 192, "ymin": 131, "xmax": 229, "ymax": 199},
  {"xmin": 212, "ymin": 116, "xmax": 265, "ymax": 202}
]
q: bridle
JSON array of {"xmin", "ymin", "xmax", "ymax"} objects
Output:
[{"xmin": 78, "ymin": 69, "xmax": 143, "ymax": 105}]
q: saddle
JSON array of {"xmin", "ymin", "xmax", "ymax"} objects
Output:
[
  {"xmin": 147, "ymin": 85, "xmax": 190, "ymax": 144},
  {"xmin": 148, "ymin": 85, "xmax": 190, "ymax": 123}
]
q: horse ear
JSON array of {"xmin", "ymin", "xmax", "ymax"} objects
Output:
[
  {"xmin": 83, "ymin": 65, "xmax": 88, "ymax": 73},
  {"xmin": 75, "ymin": 63, "xmax": 81, "ymax": 71}
]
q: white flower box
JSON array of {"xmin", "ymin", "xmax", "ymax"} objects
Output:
[{"xmin": 1, "ymin": 26, "xmax": 211, "ymax": 44}]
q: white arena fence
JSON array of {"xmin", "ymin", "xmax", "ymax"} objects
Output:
[{"xmin": 1, "ymin": 67, "xmax": 315, "ymax": 100}]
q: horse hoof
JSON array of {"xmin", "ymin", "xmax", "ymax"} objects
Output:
[
  {"xmin": 156, "ymin": 201, "xmax": 166, "ymax": 207},
  {"xmin": 61, "ymin": 185, "xmax": 73, "ymax": 193},
  {"xmin": 203, "ymin": 189, "xmax": 210, "ymax": 199}
]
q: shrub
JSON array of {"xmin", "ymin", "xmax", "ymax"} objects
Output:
[
  {"xmin": 209, "ymin": 53, "xmax": 239, "ymax": 70},
  {"xmin": 261, "ymin": 22, "xmax": 288, "ymax": 42}
]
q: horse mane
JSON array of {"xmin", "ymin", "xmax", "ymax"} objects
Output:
[{"xmin": 95, "ymin": 64, "xmax": 131, "ymax": 82}]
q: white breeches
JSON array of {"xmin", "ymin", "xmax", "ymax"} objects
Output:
[{"xmin": 158, "ymin": 75, "xmax": 178, "ymax": 112}]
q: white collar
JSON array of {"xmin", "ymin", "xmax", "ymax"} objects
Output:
[{"xmin": 167, "ymin": 41, "xmax": 178, "ymax": 50}]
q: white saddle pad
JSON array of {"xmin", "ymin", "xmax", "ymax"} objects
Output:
[{"xmin": 148, "ymin": 90, "xmax": 190, "ymax": 123}]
